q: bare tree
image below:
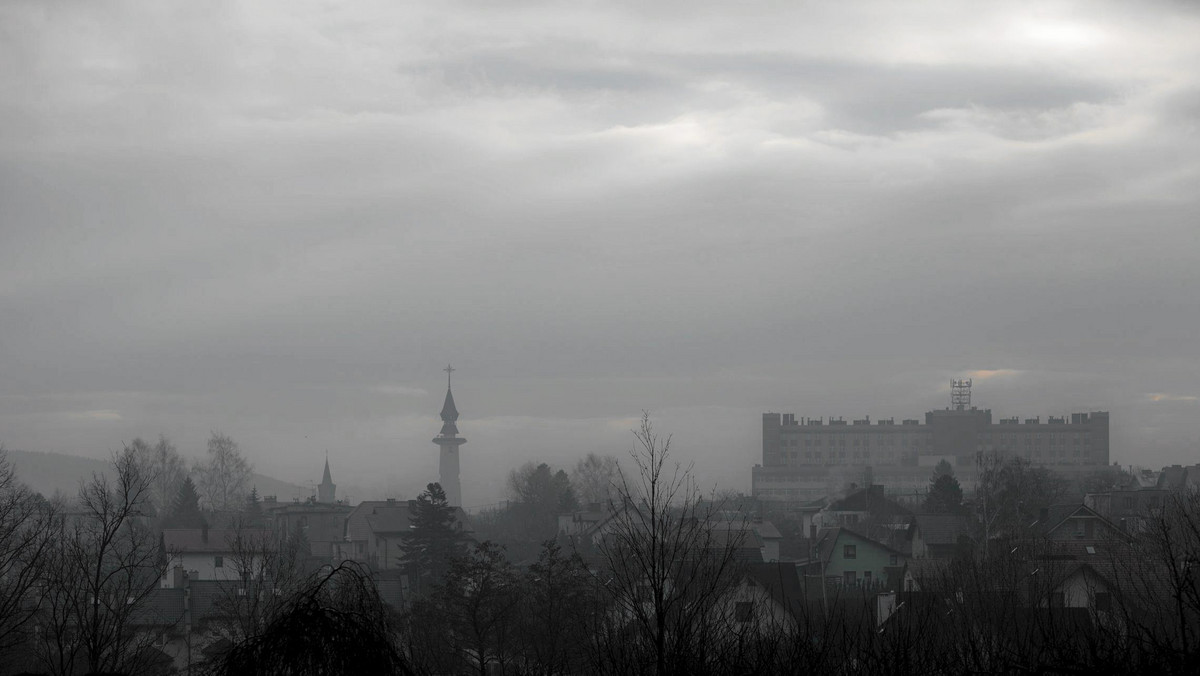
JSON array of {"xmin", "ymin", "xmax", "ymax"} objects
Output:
[
  {"xmin": 572, "ymin": 453, "xmax": 620, "ymax": 507},
  {"xmin": 196, "ymin": 432, "xmax": 253, "ymax": 514},
  {"xmin": 130, "ymin": 435, "xmax": 187, "ymax": 521},
  {"xmin": 589, "ymin": 413, "xmax": 746, "ymax": 676},
  {"xmin": 33, "ymin": 445, "xmax": 167, "ymax": 676},
  {"xmin": 0, "ymin": 447, "xmax": 59, "ymax": 663},
  {"xmin": 210, "ymin": 518, "xmax": 307, "ymax": 645}
]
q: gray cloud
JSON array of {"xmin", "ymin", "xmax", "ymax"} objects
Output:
[{"xmin": 2, "ymin": 0, "xmax": 1198, "ymax": 503}]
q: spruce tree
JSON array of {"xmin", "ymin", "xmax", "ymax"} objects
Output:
[
  {"xmin": 400, "ymin": 483, "xmax": 467, "ymax": 595},
  {"xmin": 242, "ymin": 486, "xmax": 265, "ymax": 527},
  {"xmin": 166, "ymin": 476, "xmax": 205, "ymax": 528},
  {"xmin": 924, "ymin": 471, "xmax": 964, "ymax": 514}
]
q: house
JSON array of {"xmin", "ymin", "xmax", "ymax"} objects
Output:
[
  {"xmin": 557, "ymin": 504, "xmax": 621, "ymax": 547},
  {"xmin": 1041, "ymin": 562, "xmax": 1120, "ymax": 615},
  {"xmin": 264, "ymin": 497, "xmax": 354, "ymax": 559},
  {"xmin": 819, "ymin": 485, "xmax": 914, "ymax": 550},
  {"xmin": 161, "ymin": 527, "xmax": 271, "ymax": 585},
  {"xmin": 803, "ymin": 527, "xmax": 906, "ymax": 589},
  {"xmin": 1157, "ymin": 464, "xmax": 1200, "ymax": 492},
  {"xmin": 1034, "ymin": 504, "xmax": 1123, "ymax": 542},
  {"xmin": 717, "ymin": 562, "xmax": 805, "ymax": 633},
  {"xmin": 909, "ymin": 514, "xmax": 971, "ymax": 559},
  {"xmin": 334, "ymin": 498, "xmax": 470, "ymax": 570},
  {"xmin": 706, "ymin": 518, "xmax": 784, "ymax": 562},
  {"xmin": 1084, "ymin": 489, "xmax": 1167, "ymax": 534},
  {"xmin": 901, "ymin": 558, "xmax": 950, "ymax": 592}
]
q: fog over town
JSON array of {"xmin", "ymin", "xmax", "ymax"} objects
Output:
[{"xmin": 5, "ymin": 2, "xmax": 1200, "ymax": 675}]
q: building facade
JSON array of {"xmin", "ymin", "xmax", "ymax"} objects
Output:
[{"xmin": 754, "ymin": 403, "xmax": 1110, "ymax": 502}]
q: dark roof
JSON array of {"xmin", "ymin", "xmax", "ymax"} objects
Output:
[
  {"xmin": 903, "ymin": 558, "xmax": 950, "ymax": 590},
  {"xmin": 911, "ymin": 514, "xmax": 970, "ymax": 546},
  {"xmin": 322, "ymin": 458, "xmax": 333, "ymax": 485},
  {"xmin": 829, "ymin": 486, "xmax": 913, "ymax": 518},
  {"xmin": 129, "ymin": 589, "xmax": 186, "ymax": 627},
  {"xmin": 1035, "ymin": 503, "xmax": 1120, "ymax": 537},
  {"xmin": 163, "ymin": 528, "xmax": 271, "ymax": 553},
  {"xmin": 815, "ymin": 527, "xmax": 905, "ymax": 563},
  {"xmin": 744, "ymin": 562, "xmax": 805, "ymax": 618},
  {"xmin": 1156, "ymin": 464, "xmax": 1200, "ymax": 490},
  {"xmin": 345, "ymin": 500, "xmax": 470, "ymax": 540}
]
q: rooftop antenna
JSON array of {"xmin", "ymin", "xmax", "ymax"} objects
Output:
[{"xmin": 951, "ymin": 379, "xmax": 972, "ymax": 411}]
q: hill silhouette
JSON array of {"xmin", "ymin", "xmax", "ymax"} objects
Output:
[{"xmin": 4, "ymin": 448, "xmax": 305, "ymax": 502}]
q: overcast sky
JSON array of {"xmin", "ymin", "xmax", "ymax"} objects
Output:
[{"xmin": 2, "ymin": 0, "xmax": 1198, "ymax": 507}]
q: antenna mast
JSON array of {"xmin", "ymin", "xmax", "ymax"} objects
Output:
[{"xmin": 951, "ymin": 379, "xmax": 972, "ymax": 410}]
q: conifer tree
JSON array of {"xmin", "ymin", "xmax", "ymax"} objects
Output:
[
  {"xmin": 166, "ymin": 476, "xmax": 205, "ymax": 528},
  {"xmin": 924, "ymin": 466, "xmax": 964, "ymax": 514},
  {"xmin": 242, "ymin": 486, "xmax": 265, "ymax": 527},
  {"xmin": 400, "ymin": 483, "xmax": 467, "ymax": 595}
]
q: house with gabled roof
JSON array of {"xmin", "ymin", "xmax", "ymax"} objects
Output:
[
  {"xmin": 161, "ymin": 527, "xmax": 271, "ymax": 585},
  {"xmin": 1034, "ymin": 504, "xmax": 1123, "ymax": 542},
  {"xmin": 716, "ymin": 562, "xmax": 806, "ymax": 633},
  {"xmin": 909, "ymin": 514, "xmax": 971, "ymax": 559},
  {"xmin": 801, "ymin": 527, "xmax": 906, "ymax": 589}
]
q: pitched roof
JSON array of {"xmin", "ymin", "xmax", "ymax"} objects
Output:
[
  {"xmin": 911, "ymin": 514, "xmax": 970, "ymax": 546},
  {"xmin": 744, "ymin": 562, "xmax": 805, "ymax": 618},
  {"xmin": 440, "ymin": 387, "xmax": 459, "ymax": 422},
  {"xmin": 344, "ymin": 500, "xmax": 470, "ymax": 540},
  {"xmin": 163, "ymin": 528, "xmax": 271, "ymax": 553},
  {"xmin": 815, "ymin": 527, "xmax": 905, "ymax": 563},
  {"xmin": 322, "ymin": 458, "xmax": 333, "ymax": 485},
  {"xmin": 1035, "ymin": 503, "xmax": 1121, "ymax": 537},
  {"xmin": 829, "ymin": 486, "xmax": 913, "ymax": 518},
  {"xmin": 129, "ymin": 589, "xmax": 186, "ymax": 627}
]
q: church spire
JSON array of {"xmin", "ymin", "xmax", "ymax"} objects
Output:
[
  {"xmin": 440, "ymin": 364, "xmax": 459, "ymax": 422},
  {"xmin": 433, "ymin": 364, "xmax": 467, "ymax": 507},
  {"xmin": 318, "ymin": 452, "xmax": 336, "ymax": 503}
]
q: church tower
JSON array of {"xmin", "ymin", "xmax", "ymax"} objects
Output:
[
  {"xmin": 432, "ymin": 364, "xmax": 467, "ymax": 507},
  {"xmin": 317, "ymin": 455, "xmax": 336, "ymax": 503}
]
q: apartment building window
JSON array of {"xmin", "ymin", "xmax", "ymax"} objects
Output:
[
  {"xmin": 214, "ymin": 556, "xmax": 224, "ymax": 568},
  {"xmin": 844, "ymin": 545, "xmax": 857, "ymax": 559}
]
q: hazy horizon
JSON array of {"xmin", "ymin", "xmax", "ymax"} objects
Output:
[{"xmin": 3, "ymin": 1, "xmax": 1199, "ymax": 508}]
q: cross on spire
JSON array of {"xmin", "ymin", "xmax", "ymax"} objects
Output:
[{"xmin": 444, "ymin": 363, "xmax": 455, "ymax": 388}]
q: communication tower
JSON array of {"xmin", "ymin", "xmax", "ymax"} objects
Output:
[{"xmin": 951, "ymin": 379, "xmax": 972, "ymax": 410}]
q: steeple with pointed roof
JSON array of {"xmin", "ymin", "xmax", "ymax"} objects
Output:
[
  {"xmin": 433, "ymin": 364, "xmax": 467, "ymax": 507},
  {"xmin": 440, "ymin": 387, "xmax": 460, "ymax": 436},
  {"xmin": 317, "ymin": 454, "xmax": 336, "ymax": 503}
]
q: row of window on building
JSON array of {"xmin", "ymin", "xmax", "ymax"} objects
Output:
[
  {"xmin": 779, "ymin": 431, "xmax": 1091, "ymax": 449},
  {"xmin": 776, "ymin": 446, "xmax": 1100, "ymax": 466}
]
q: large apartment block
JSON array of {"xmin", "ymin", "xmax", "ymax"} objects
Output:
[{"xmin": 753, "ymin": 405, "xmax": 1109, "ymax": 502}]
